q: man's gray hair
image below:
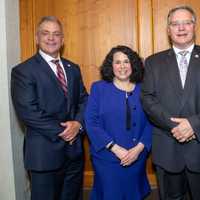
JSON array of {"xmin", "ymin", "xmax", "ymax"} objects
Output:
[
  {"xmin": 167, "ymin": 5, "xmax": 196, "ymax": 25},
  {"xmin": 37, "ymin": 16, "xmax": 63, "ymax": 33}
]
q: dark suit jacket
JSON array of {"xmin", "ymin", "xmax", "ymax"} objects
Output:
[
  {"xmin": 11, "ymin": 53, "xmax": 88, "ymax": 171},
  {"xmin": 141, "ymin": 45, "xmax": 200, "ymax": 173}
]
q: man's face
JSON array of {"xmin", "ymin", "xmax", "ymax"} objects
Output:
[
  {"xmin": 36, "ymin": 21, "xmax": 64, "ymax": 58},
  {"xmin": 167, "ymin": 9, "xmax": 195, "ymax": 49}
]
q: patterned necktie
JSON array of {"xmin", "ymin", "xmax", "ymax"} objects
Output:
[
  {"xmin": 178, "ymin": 50, "xmax": 189, "ymax": 88},
  {"xmin": 51, "ymin": 60, "xmax": 67, "ymax": 95}
]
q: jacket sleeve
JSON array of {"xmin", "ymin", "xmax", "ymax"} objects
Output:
[
  {"xmin": 188, "ymin": 115, "xmax": 200, "ymax": 141},
  {"xmin": 141, "ymin": 59, "xmax": 177, "ymax": 133},
  {"xmin": 85, "ymin": 83, "xmax": 113, "ymax": 152},
  {"xmin": 11, "ymin": 66, "xmax": 64, "ymax": 141},
  {"xmin": 138, "ymin": 112, "xmax": 152, "ymax": 152}
]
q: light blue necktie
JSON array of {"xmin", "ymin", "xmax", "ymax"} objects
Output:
[{"xmin": 179, "ymin": 50, "xmax": 189, "ymax": 88}]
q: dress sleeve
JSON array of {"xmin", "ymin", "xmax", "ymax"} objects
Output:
[{"xmin": 85, "ymin": 83, "xmax": 113, "ymax": 152}]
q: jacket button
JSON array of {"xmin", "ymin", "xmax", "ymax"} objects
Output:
[{"xmin": 133, "ymin": 138, "xmax": 137, "ymax": 142}]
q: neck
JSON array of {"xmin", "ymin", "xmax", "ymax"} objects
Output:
[
  {"xmin": 173, "ymin": 42, "xmax": 194, "ymax": 50},
  {"xmin": 113, "ymin": 79, "xmax": 135, "ymax": 92}
]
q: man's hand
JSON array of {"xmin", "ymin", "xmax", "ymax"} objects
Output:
[
  {"xmin": 186, "ymin": 134, "xmax": 196, "ymax": 142},
  {"xmin": 58, "ymin": 121, "xmax": 81, "ymax": 143},
  {"xmin": 120, "ymin": 143, "xmax": 144, "ymax": 166},
  {"xmin": 171, "ymin": 118, "xmax": 195, "ymax": 142}
]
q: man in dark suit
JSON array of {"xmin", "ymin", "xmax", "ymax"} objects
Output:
[
  {"xmin": 11, "ymin": 16, "xmax": 88, "ymax": 200},
  {"xmin": 141, "ymin": 6, "xmax": 200, "ymax": 200}
]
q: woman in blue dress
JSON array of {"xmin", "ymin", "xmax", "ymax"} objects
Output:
[{"xmin": 85, "ymin": 45, "xmax": 152, "ymax": 200}]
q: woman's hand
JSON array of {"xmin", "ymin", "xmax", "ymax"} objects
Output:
[
  {"xmin": 120, "ymin": 143, "xmax": 144, "ymax": 166},
  {"xmin": 111, "ymin": 144, "xmax": 129, "ymax": 160}
]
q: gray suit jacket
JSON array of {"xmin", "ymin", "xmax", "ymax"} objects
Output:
[{"xmin": 141, "ymin": 45, "xmax": 200, "ymax": 172}]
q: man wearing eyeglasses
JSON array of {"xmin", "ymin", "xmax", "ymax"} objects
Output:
[
  {"xmin": 141, "ymin": 6, "xmax": 200, "ymax": 200},
  {"xmin": 11, "ymin": 16, "xmax": 88, "ymax": 200}
]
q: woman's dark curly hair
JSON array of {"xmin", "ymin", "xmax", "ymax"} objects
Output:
[{"xmin": 100, "ymin": 45, "xmax": 144, "ymax": 83}]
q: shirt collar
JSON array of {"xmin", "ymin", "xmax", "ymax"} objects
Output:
[
  {"xmin": 173, "ymin": 44, "xmax": 194, "ymax": 55},
  {"xmin": 39, "ymin": 49, "xmax": 61, "ymax": 63}
]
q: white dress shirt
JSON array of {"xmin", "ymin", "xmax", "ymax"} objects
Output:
[
  {"xmin": 39, "ymin": 49, "xmax": 68, "ymax": 81},
  {"xmin": 173, "ymin": 44, "xmax": 194, "ymax": 87}
]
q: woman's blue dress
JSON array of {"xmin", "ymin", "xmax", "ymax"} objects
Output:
[{"xmin": 85, "ymin": 80, "xmax": 152, "ymax": 200}]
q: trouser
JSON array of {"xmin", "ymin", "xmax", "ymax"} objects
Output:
[
  {"xmin": 30, "ymin": 155, "xmax": 84, "ymax": 200},
  {"xmin": 155, "ymin": 166, "xmax": 200, "ymax": 200}
]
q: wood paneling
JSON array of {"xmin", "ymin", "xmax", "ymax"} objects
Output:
[
  {"xmin": 53, "ymin": 0, "xmax": 139, "ymax": 90},
  {"xmin": 20, "ymin": 0, "xmax": 200, "ymax": 189},
  {"xmin": 20, "ymin": 0, "xmax": 55, "ymax": 60},
  {"xmin": 20, "ymin": 0, "xmax": 35, "ymax": 60},
  {"xmin": 138, "ymin": 0, "xmax": 154, "ymax": 58}
]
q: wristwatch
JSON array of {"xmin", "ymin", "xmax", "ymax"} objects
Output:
[{"xmin": 107, "ymin": 142, "xmax": 115, "ymax": 151}]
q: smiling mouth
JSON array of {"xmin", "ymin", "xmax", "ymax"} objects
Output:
[
  {"xmin": 119, "ymin": 71, "xmax": 128, "ymax": 75},
  {"xmin": 47, "ymin": 43, "xmax": 56, "ymax": 45},
  {"xmin": 177, "ymin": 33, "xmax": 188, "ymax": 37},
  {"xmin": 46, "ymin": 44, "xmax": 58, "ymax": 47}
]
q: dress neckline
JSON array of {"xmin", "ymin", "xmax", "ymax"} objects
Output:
[{"xmin": 112, "ymin": 82, "xmax": 137, "ymax": 94}]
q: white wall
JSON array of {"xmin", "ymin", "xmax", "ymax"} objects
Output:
[{"xmin": 0, "ymin": 0, "xmax": 28, "ymax": 199}]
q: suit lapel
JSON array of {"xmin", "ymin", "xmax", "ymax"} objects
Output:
[
  {"xmin": 180, "ymin": 46, "xmax": 200, "ymax": 109},
  {"xmin": 35, "ymin": 53, "xmax": 68, "ymax": 97},
  {"xmin": 166, "ymin": 49, "xmax": 183, "ymax": 101}
]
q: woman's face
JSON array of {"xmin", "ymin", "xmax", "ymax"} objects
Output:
[{"xmin": 112, "ymin": 51, "xmax": 132, "ymax": 82}]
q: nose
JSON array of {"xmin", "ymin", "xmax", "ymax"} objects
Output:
[
  {"xmin": 120, "ymin": 62, "xmax": 126, "ymax": 68},
  {"xmin": 178, "ymin": 23, "xmax": 185, "ymax": 31},
  {"xmin": 47, "ymin": 33, "xmax": 54, "ymax": 40}
]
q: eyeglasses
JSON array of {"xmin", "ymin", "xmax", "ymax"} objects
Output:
[
  {"xmin": 169, "ymin": 20, "xmax": 195, "ymax": 28},
  {"xmin": 39, "ymin": 31, "xmax": 63, "ymax": 38}
]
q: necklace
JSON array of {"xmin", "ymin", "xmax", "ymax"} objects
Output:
[{"xmin": 113, "ymin": 79, "xmax": 135, "ymax": 92}]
